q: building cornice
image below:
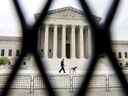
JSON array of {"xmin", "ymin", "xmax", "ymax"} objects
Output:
[
  {"xmin": 0, "ymin": 36, "xmax": 22, "ymax": 41},
  {"xmin": 0, "ymin": 36, "xmax": 127, "ymax": 46},
  {"xmin": 112, "ymin": 40, "xmax": 128, "ymax": 45}
]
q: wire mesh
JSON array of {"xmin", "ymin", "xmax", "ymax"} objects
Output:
[{"xmin": 0, "ymin": 0, "xmax": 128, "ymax": 96}]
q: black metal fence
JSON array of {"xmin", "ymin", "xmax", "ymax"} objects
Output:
[{"xmin": 0, "ymin": 0, "xmax": 128, "ymax": 96}]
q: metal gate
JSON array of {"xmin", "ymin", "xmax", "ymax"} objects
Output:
[
  {"xmin": 0, "ymin": 75, "xmax": 32, "ymax": 96},
  {"xmin": 0, "ymin": 0, "xmax": 128, "ymax": 96},
  {"xmin": 0, "ymin": 74, "xmax": 127, "ymax": 96}
]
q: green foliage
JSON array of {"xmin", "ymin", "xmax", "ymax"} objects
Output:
[{"xmin": 0, "ymin": 57, "xmax": 10, "ymax": 65}]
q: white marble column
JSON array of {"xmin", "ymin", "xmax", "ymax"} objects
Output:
[
  {"xmin": 38, "ymin": 26, "xmax": 41, "ymax": 49},
  {"xmin": 62, "ymin": 25, "xmax": 66, "ymax": 58},
  {"xmin": 71, "ymin": 25, "xmax": 76, "ymax": 58},
  {"xmin": 88, "ymin": 26, "xmax": 91, "ymax": 57},
  {"xmin": 44, "ymin": 24, "xmax": 49, "ymax": 58},
  {"xmin": 80, "ymin": 25, "xmax": 84, "ymax": 58},
  {"xmin": 53, "ymin": 25, "xmax": 57, "ymax": 58}
]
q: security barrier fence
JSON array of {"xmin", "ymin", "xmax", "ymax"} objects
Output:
[
  {"xmin": 0, "ymin": 0, "xmax": 128, "ymax": 96},
  {"xmin": 0, "ymin": 74, "xmax": 127, "ymax": 96}
]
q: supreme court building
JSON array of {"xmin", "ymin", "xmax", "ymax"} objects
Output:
[
  {"xmin": 37, "ymin": 7, "xmax": 97, "ymax": 73},
  {"xmin": 37, "ymin": 7, "xmax": 96, "ymax": 59},
  {"xmin": 36, "ymin": 7, "xmax": 128, "ymax": 74},
  {"xmin": 0, "ymin": 7, "xmax": 128, "ymax": 74},
  {"xmin": 1, "ymin": 7, "xmax": 128, "ymax": 96}
]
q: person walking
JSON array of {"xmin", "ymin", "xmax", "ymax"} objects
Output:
[{"xmin": 59, "ymin": 58, "xmax": 66, "ymax": 73}]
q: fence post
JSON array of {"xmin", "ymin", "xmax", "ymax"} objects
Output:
[
  {"xmin": 70, "ymin": 74, "xmax": 73, "ymax": 93},
  {"xmin": 30, "ymin": 75, "xmax": 34, "ymax": 96},
  {"xmin": 106, "ymin": 75, "xmax": 110, "ymax": 96}
]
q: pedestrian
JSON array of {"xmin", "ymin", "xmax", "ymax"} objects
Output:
[{"xmin": 59, "ymin": 58, "xmax": 66, "ymax": 73}]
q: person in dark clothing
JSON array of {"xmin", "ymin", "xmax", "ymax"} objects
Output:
[{"xmin": 59, "ymin": 58, "xmax": 66, "ymax": 73}]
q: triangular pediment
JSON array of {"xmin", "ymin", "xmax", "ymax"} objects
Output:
[
  {"xmin": 47, "ymin": 7, "xmax": 84, "ymax": 18},
  {"xmin": 35, "ymin": 7, "xmax": 100, "ymax": 21}
]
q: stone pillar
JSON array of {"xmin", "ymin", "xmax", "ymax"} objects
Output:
[
  {"xmin": 53, "ymin": 25, "xmax": 57, "ymax": 58},
  {"xmin": 80, "ymin": 25, "xmax": 84, "ymax": 58},
  {"xmin": 88, "ymin": 26, "xmax": 91, "ymax": 57},
  {"xmin": 71, "ymin": 25, "xmax": 76, "ymax": 58},
  {"xmin": 38, "ymin": 26, "xmax": 41, "ymax": 49},
  {"xmin": 44, "ymin": 24, "xmax": 49, "ymax": 58},
  {"xmin": 62, "ymin": 25, "xmax": 66, "ymax": 58}
]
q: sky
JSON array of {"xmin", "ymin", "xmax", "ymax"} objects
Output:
[{"xmin": 0, "ymin": 0, "xmax": 128, "ymax": 40}]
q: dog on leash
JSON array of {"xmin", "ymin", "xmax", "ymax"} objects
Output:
[{"xmin": 71, "ymin": 66, "xmax": 78, "ymax": 72}]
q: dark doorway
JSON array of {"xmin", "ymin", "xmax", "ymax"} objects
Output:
[{"xmin": 66, "ymin": 44, "xmax": 70, "ymax": 58}]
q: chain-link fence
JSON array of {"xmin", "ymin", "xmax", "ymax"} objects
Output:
[{"xmin": 0, "ymin": 0, "xmax": 128, "ymax": 96}]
